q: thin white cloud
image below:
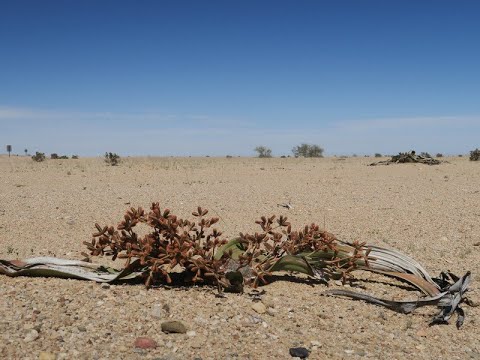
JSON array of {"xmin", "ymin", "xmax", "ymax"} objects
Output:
[{"xmin": 1, "ymin": 105, "xmax": 478, "ymax": 156}]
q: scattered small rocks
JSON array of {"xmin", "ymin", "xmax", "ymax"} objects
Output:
[
  {"xmin": 134, "ymin": 337, "xmax": 158, "ymax": 349},
  {"xmin": 289, "ymin": 347, "xmax": 309, "ymax": 359},
  {"xmin": 161, "ymin": 320, "xmax": 188, "ymax": 334}
]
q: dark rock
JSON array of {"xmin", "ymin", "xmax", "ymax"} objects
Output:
[
  {"xmin": 161, "ymin": 320, "xmax": 188, "ymax": 334},
  {"xmin": 289, "ymin": 347, "xmax": 310, "ymax": 358}
]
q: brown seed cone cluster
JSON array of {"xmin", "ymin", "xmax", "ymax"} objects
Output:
[{"xmin": 84, "ymin": 203, "xmax": 372, "ymax": 290}]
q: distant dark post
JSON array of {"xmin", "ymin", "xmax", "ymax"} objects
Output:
[
  {"xmin": 24, "ymin": 149, "xmax": 28, "ymax": 156},
  {"xmin": 6, "ymin": 145, "xmax": 12, "ymax": 157}
]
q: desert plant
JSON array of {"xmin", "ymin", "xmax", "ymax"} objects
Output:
[
  {"xmin": 469, "ymin": 148, "xmax": 480, "ymax": 161},
  {"xmin": 72, "ymin": 155, "xmax": 79, "ymax": 159},
  {"xmin": 254, "ymin": 146, "xmax": 272, "ymax": 158},
  {"xmin": 50, "ymin": 153, "xmax": 59, "ymax": 159},
  {"xmin": 32, "ymin": 152, "xmax": 46, "ymax": 162},
  {"xmin": 436, "ymin": 153, "xmax": 443, "ymax": 158},
  {"xmin": 59, "ymin": 155, "xmax": 69, "ymax": 159},
  {"xmin": 24, "ymin": 149, "xmax": 28, "ymax": 156},
  {"xmin": 81, "ymin": 202, "xmax": 472, "ymax": 327},
  {"xmin": 292, "ymin": 143, "xmax": 324, "ymax": 158},
  {"xmin": 104, "ymin": 152, "xmax": 120, "ymax": 166},
  {"xmin": 6, "ymin": 145, "xmax": 12, "ymax": 157},
  {"xmin": 420, "ymin": 152, "xmax": 432, "ymax": 158},
  {"xmin": 374, "ymin": 153, "xmax": 382, "ymax": 158},
  {"xmin": 370, "ymin": 151, "xmax": 441, "ymax": 166}
]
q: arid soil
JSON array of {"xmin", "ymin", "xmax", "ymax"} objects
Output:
[{"xmin": 0, "ymin": 155, "xmax": 479, "ymax": 360}]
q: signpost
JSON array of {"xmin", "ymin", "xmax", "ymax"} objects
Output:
[{"xmin": 6, "ymin": 145, "xmax": 12, "ymax": 157}]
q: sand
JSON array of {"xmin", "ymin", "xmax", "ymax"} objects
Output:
[{"xmin": 0, "ymin": 155, "xmax": 479, "ymax": 359}]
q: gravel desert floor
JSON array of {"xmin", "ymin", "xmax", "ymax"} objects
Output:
[{"xmin": 0, "ymin": 155, "xmax": 479, "ymax": 360}]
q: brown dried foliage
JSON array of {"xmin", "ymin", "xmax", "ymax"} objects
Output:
[{"xmin": 85, "ymin": 204, "xmax": 371, "ymax": 290}]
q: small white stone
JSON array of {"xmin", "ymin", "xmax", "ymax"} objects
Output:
[
  {"xmin": 24, "ymin": 329, "xmax": 39, "ymax": 342},
  {"xmin": 251, "ymin": 302, "xmax": 266, "ymax": 314}
]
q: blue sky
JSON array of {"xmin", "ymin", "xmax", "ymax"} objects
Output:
[{"xmin": 1, "ymin": 0, "xmax": 479, "ymax": 156}]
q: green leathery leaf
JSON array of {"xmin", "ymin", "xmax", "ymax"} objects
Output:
[
  {"xmin": 214, "ymin": 238, "xmax": 247, "ymax": 260},
  {"xmin": 269, "ymin": 255, "xmax": 315, "ymax": 276}
]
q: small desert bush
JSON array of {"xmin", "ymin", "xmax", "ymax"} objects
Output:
[
  {"xmin": 470, "ymin": 148, "xmax": 480, "ymax": 161},
  {"xmin": 50, "ymin": 153, "xmax": 59, "ymax": 159},
  {"xmin": 292, "ymin": 143, "xmax": 324, "ymax": 158},
  {"xmin": 104, "ymin": 152, "xmax": 120, "ymax": 166},
  {"xmin": 72, "ymin": 155, "xmax": 79, "ymax": 159},
  {"xmin": 374, "ymin": 153, "xmax": 382, "ymax": 158},
  {"xmin": 32, "ymin": 152, "xmax": 46, "ymax": 162},
  {"xmin": 436, "ymin": 153, "xmax": 443, "ymax": 158},
  {"xmin": 254, "ymin": 146, "xmax": 272, "ymax": 158}
]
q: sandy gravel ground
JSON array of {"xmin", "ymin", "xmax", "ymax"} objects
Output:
[{"xmin": 0, "ymin": 155, "xmax": 479, "ymax": 360}]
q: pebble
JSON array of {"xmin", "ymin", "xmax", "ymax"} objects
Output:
[
  {"xmin": 39, "ymin": 352, "xmax": 56, "ymax": 360},
  {"xmin": 101, "ymin": 283, "xmax": 110, "ymax": 289},
  {"xmin": 416, "ymin": 328, "xmax": 428, "ymax": 337},
  {"xmin": 251, "ymin": 302, "xmax": 267, "ymax": 314},
  {"xmin": 151, "ymin": 304, "xmax": 164, "ymax": 319},
  {"xmin": 266, "ymin": 308, "xmax": 276, "ymax": 316},
  {"xmin": 186, "ymin": 330, "xmax": 197, "ymax": 337},
  {"xmin": 261, "ymin": 297, "xmax": 275, "ymax": 308},
  {"xmin": 289, "ymin": 347, "xmax": 310, "ymax": 358},
  {"xmin": 161, "ymin": 320, "xmax": 188, "ymax": 334},
  {"xmin": 356, "ymin": 350, "xmax": 367, "ymax": 357},
  {"xmin": 24, "ymin": 329, "xmax": 39, "ymax": 342},
  {"xmin": 134, "ymin": 337, "xmax": 158, "ymax": 349}
]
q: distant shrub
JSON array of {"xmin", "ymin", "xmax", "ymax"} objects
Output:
[
  {"xmin": 292, "ymin": 143, "xmax": 324, "ymax": 158},
  {"xmin": 374, "ymin": 153, "xmax": 382, "ymax": 158},
  {"xmin": 254, "ymin": 146, "xmax": 272, "ymax": 158},
  {"xmin": 51, "ymin": 153, "xmax": 70, "ymax": 159},
  {"xmin": 226, "ymin": 155, "xmax": 233, "ymax": 158},
  {"xmin": 72, "ymin": 155, "xmax": 79, "ymax": 159},
  {"xmin": 436, "ymin": 153, "xmax": 443, "ymax": 158},
  {"xmin": 32, "ymin": 152, "xmax": 46, "ymax": 162},
  {"xmin": 420, "ymin": 152, "xmax": 432, "ymax": 158},
  {"xmin": 280, "ymin": 155, "xmax": 286, "ymax": 158},
  {"xmin": 470, "ymin": 148, "xmax": 480, "ymax": 161},
  {"xmin": 104, "ymin": 152, "xmax": 120, "ymax": 166}
]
